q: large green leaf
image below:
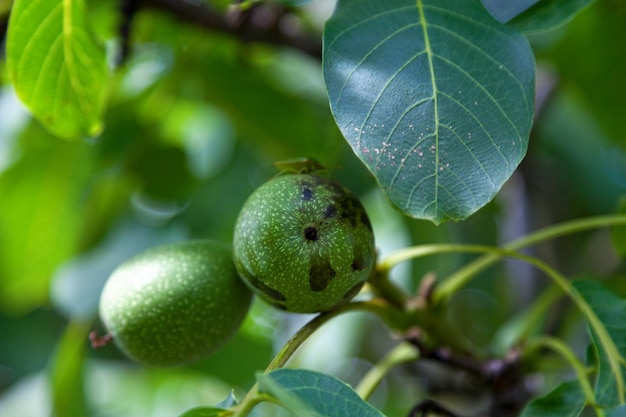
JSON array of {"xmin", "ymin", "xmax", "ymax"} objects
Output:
[
  {"xmin": 574, "ymin": 280, "xmax": 626, "ymax": 407},
  {"xmin": 258, "ymin": 369, "xmax": 386, "ymax": 417},
  {"xmin": 6, "ymin": 0, "xmax": 108, "ymax": 140},
  {"xmin": 0, "ymin": 128, "xmax": 93, "ymax": 313},
  {"xmin": 607, "ymin": 405, "xmax": 626, "ymax": 417},
  {"xmin": 324, "ymin": 0, "xmax": 535, "ymax": 223},
  {"xmin": 520, "ymin": 381, "xmax": 585, "ymax": 417},
  {"xmin": 480, "ymin": 0, "xmax": 539, "ymax": 23},
  {"xmin": 508, "ymin": 0, "xmax": 595, "ymax": 33}
]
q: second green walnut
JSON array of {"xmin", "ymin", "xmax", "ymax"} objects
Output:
[{"xmin": 233, "ymin": 173, "xmax": 375, "ymax": 313}]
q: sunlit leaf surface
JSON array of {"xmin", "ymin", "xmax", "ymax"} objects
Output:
[
  {"xmin": 7, "ymin": 0, "xmax": 108, "ymax": 139},
  {"xmin": 259, "ymin": 368, "xmax": 386, "ymax": 417},
  {"xmin": 324, "ymin": 0, "xmax": 535, "ymax": 223}
]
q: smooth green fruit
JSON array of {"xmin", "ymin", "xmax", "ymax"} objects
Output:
[
  {"xmin": 99, "ymin": 240, "xmax": 252, "ymax": 367},
  {"xmin": 233, "ymin": 173, "xmax": 375, "ymax": 313}
]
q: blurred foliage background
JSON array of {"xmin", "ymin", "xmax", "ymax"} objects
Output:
[{"xmin": 0, "ymin": 0, "xmax": 625, "ymax": 416}]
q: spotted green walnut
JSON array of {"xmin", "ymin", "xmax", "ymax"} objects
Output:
[
  {"xmin": 233, "ymin": 173, "xmax": 375, "ymax": 313},
  {"xmin": 99, "ymin": 240, "xmax": 252, "ymax": 367}
]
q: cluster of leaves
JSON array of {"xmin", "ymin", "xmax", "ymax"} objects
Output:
[{"xmin": 1, "ymin": 0, "xmax": 626, "ymax": 417}]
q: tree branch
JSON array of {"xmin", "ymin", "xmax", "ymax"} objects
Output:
[
  {"xmin": 0, "ymin": 15, "xmax": 8, "ymax": 54},
  {"xmin": 117, "ymin": 0, "xmax": 141, "ymax": 65},
  {"xmin": 407, "ymin": 336, "xmax": 533, "ymax": 416},
  {"xmin": 138, "ymin": 0, "xmax": 322, "ymax": 59}
]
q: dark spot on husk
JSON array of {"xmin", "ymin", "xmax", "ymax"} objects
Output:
[
  {"xmin": 324, "ymin": 205, "xmax": 337, "ymax": 219},
  {"xmin": 297, "ymin": 175, "xmax": 369, "ymax": 230},
  {"xmin": 302, "ymin": 188, "xmax": 313, "ymax": 201},
  {"xmin": 335, "ymin": 195, "xmax": 361, "ymax": 228},
  {"xmin": 343, "ymin": 282, "xmax": 365, "ymax": 300},
  {"xmin": 359, "ymin": 210, "xmax": 372, "ymax": 231},
  {"xmin": 346, "ymin": 213, "xmax": 358, "ymax": 228},
  {"xmin": 324, "ymin": 178, "xmax": 346, "ymax": 195},
  {"xmin": 304, "ymin": 226, "xmax": 319, "ymax": 241},
  {"xmin": 352, "ymin": 257, "xmax": 364, "ymax": 272},
  {"xmin": 309, "ymin": 260, "xmax": 336, "ymax": 291}
]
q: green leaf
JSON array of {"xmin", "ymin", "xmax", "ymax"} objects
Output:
[
  {"xmin": 324, "ymin": 0, "xmax": 535, "ymax": 224},
  {"xmin": 574, "ymin": 280, "xmax": 626, "ymax": 407},
  {"xmin": 607, "ymin": 405, "xmax": 626, "ymax": 417},
  {"xmin": 531, "ymin": 92, "xmax": 625, "ymax": 214},
  {"xmin": 179, "ymin": 407, "xmax": 227, "ymax": 417},
  {"xmin": 215, "ymin": 391, "xmax": 237, "ymax": 409},
  {"xmin": 49, "ymin": 321, "xmax": 90, "ymax": 417},
  {"xmin": 258, "ymin": 369, "xmax": 386, "ymax": 417},
  {"xmin": 546, "ymin": 2, "xmax": 626, "ymax": 149},
  {"xmin": 0, "ymin": 129, "xmax": 93, "ymax": 313},
  {"xmin": 480, "ymin": 0, "xmax": 539, "ymax": 23},
  {"xmin": 508, "ymin": 0, "xmax": 595, "ymax": 33},
  {"xmin": 520, "ymin": 381, "xmax": 586, "ymax": 417},
  {"xmin": 6, "ymin": 0, "xmax": 108, "ymax": 140},
  {"xmin": 140, "ymin": 26, "xmax": 341, "ymax": 163}
]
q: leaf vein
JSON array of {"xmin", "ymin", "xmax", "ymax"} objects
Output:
[
  {"xmin": 438, "ymin": 92, "xmax": 508, "ymax": 176},
  {"xmin": 427, "ymin": 22, "xmax": 530, "ymax": 118}
]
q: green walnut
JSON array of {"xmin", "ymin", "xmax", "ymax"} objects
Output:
[
  {"xmin": 233, "ymin": 173, "xmax": 375, "ymax": 313},
  {"xmin": 99, "ymin": 240, "xmax": 252, "ymax": 367}
]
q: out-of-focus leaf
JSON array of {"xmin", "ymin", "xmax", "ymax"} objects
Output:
[
  {"xmin": 129, "ymin": 144, "xmax": 197, "ymax": 202},
  {"xmin": 545, "ymin": 2, "xmax": 626, "ymax": 148},
  {"xmin": 0, "ymin": 128, "xmax": 93, "ymax": 313},
  {"xmin": 324, "ymin": 0, "xmax": 535, "ymax": 223},
  {"xmin": 158, "ymin": 101, "xmax": 235, "ymax": 180},
  {"xmin": 74, "ymin": 173, "xmax": 134, "ymax": 251},
  {"xmin": 198, "ymin": 53, "xmax": 341, "ymax": 160},
  {"xmin": 520, "ymin": 380, "xmax": 585, "ymax": 417},
  {"xmin": 0, "ymin": 309, "xmax": 66, "ymax": 382},
  {"xmin": 129, "ymin": 20, "xmax": 341, "ymax": 162},
  {"xmin": 49, "ymin": 321, "xmax": 90, "ymax": 417},
  {"xmin": 532, "ymin": 91, "xmax": 626, "ymax": 215},
  {"xmin": 115, "ymin": 44, "xmax": 174, "ymax": 101},
  {"xmin": 258, "ymin": 369, "xmax": 386, "ymax": 417},
  {"xmin": 6, "ymin": 0, "xmax": 108, "ymax": 139},
  {"xmin": 85, "ymin": 362, "xmax": 233, "ymax": 416},
  {"xmin": 215, "ymin": 391, "xmax": 237, "ymax": 409},
  {"xmin": 574, "ymin": 280, "xmax": 626, "ymax": 407},
  {"xmin": 508, "ymin": 0, "xmax": 595, "ymax": 33}
]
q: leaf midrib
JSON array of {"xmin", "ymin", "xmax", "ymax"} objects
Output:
[
  {"xmin": 415, "ymin": 0, "xmax": 439, "ymax": 216},
  {"xmin": 63, "ymin": 0, "xmax": 94, "ymax": 117}
]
